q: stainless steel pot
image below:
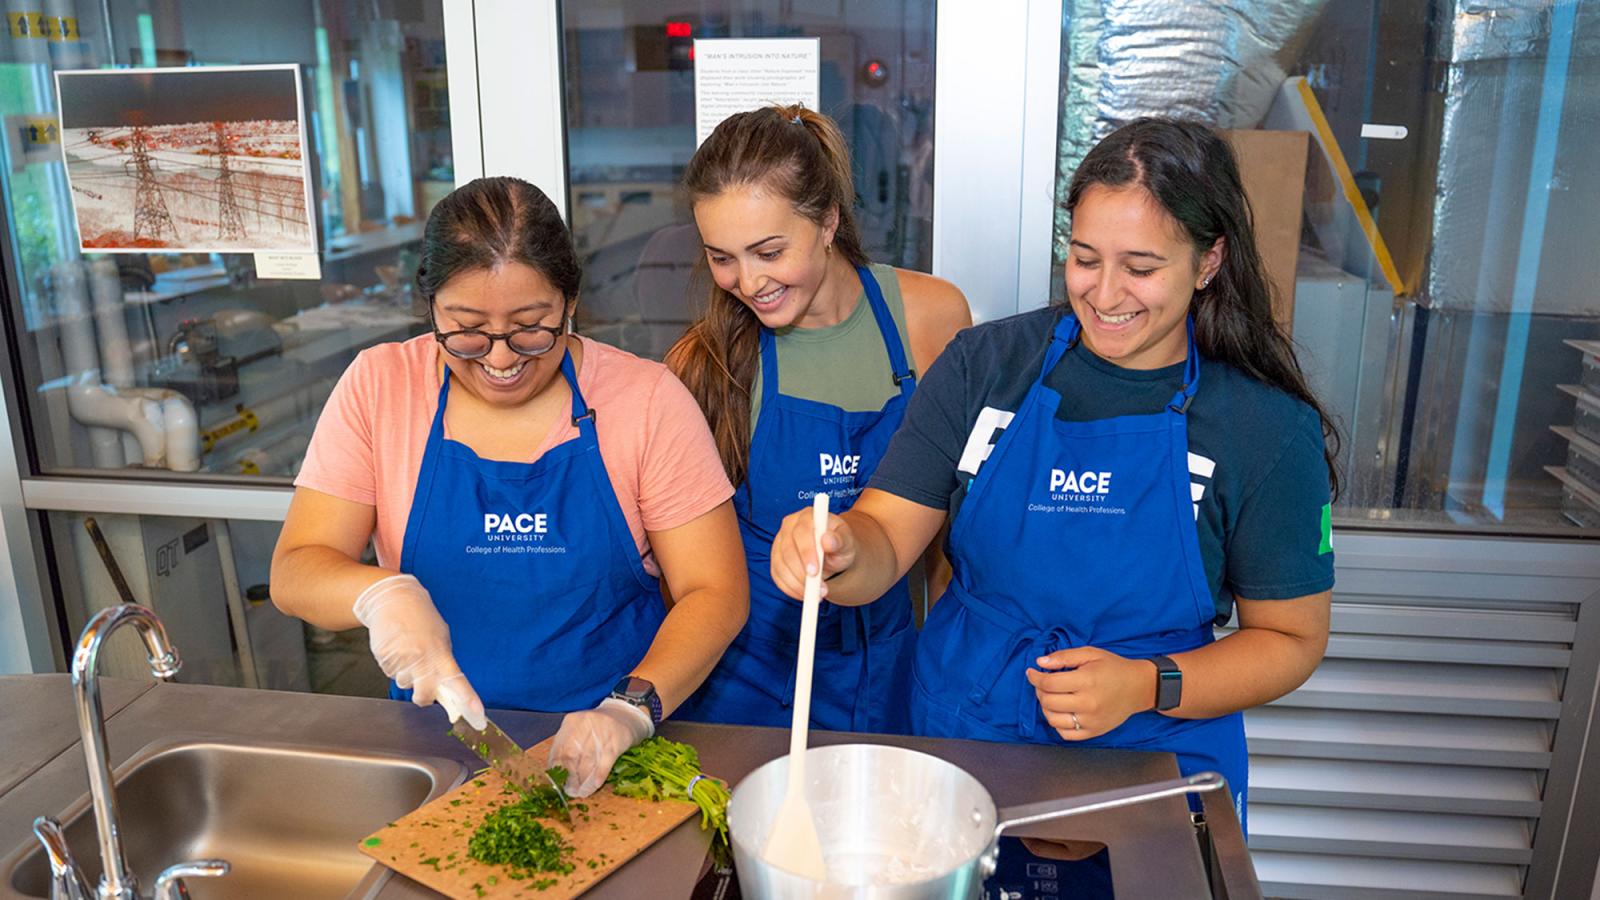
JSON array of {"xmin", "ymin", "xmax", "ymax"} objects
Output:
[{"xmin": 727, "ymin": 743, "xmax": 1224, "ymax": 899}]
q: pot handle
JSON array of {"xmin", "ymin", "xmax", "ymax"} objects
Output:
[{"xmin": 992, "ymin": 771, "xmax": 1226, "ymax": 844}]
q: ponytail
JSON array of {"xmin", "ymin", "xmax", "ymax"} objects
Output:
[{"xmin": 665, "ymin": 104, "xmax": 867, "ymax": 484}]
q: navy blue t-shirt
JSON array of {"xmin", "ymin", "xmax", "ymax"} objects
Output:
[{"xmin": 870, "ymin": 306, "xmax": 1335, "ymax": 624}]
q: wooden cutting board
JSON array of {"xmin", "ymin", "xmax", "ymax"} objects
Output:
[{"xmin": 358, "ymin": 737, "xmax": 703, "ymax": 899}]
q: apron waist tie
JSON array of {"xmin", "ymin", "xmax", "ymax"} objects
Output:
[{"xmin": 955, "ymin": 589, "xmax": 1083, "ymax": 740}]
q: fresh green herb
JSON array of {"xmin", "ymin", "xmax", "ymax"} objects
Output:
[
  {"xmin": 467, "ymin": 794, "xmax": 576, "ymax": 880},
  {"xmin": 606, "ymin": 736, "xmax": 731, "ymax": 863},
  {"xmin": 474, "ymin": 779, "xmax": 487, "ymax": 788},
  {"xmin": 362, "ymin": 837, "xmax": 382, "ymax": 847}
]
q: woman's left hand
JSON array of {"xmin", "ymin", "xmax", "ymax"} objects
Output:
[
  {"xmin": 1026, "ymin": 647, "xmax": 1155, "ymax": 741},
  {"xmin": 546, "ymin": 698, "xmax": 654, "ymax": 797}
]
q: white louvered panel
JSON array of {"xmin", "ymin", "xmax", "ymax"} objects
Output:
[
  {"xmin": 1327, "ymin": 603, "xmax": 1577, "ymax": 643},
  {"xmin": 1245, "ymin": 707, "xmax": 1553, "ymax": 768},
  {"xmin": 1252, "ymin": 851, "xmax": 1525, "ymax": 900},
  {"xmin": 1248, "ymin": 805, "xmax": 1534, "ymax": 864},
  {"xmin": 1321, "ymin": 634, "xmax": 1570, "ymax": 667},
  {"xmin": 1250, "ymin": 757, "xmax": 1543, "ymax": 816},
  {"xmin": 1269, "ymin": 658, "xmax": 1563, "ymax": 719}
]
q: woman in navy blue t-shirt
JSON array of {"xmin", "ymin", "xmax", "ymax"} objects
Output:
[{"xmin": 765, "ymin": 118, "xmax": 1339, "ymax": 830}]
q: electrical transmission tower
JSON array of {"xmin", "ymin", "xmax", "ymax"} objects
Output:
[
  {"xmin": 127, "ymin": 126, "xmax": 176, "ymax": 244},
  {"xmin": 212, "ymin": 121, "xmax": 246, "ymax": 241}
]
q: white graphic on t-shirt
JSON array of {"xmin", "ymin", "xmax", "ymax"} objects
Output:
[
  {"xmin": 1189, "ymin": 452, "xmax": 1216, "ymax": 520},
  {"xmin": 958, "ymin": 406, "xmax": 1015, "ymax": 476}
]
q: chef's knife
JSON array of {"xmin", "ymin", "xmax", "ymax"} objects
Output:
[{"xmin": 449, "ymin": 717, "xmax": 573, "ymax": 825}]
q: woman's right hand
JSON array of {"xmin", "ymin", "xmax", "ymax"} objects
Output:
[
  {"xmin": 769, "ymin": 507, "xmax": 856, "ymax": 600},
  {"xmin": 353, "ymin": 573, "xmax": 486, "ymax": 729}
]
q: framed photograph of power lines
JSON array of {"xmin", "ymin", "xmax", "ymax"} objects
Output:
[{"xmin": 55, "ymin": 64, "xmax": 317, "ymax": 254}]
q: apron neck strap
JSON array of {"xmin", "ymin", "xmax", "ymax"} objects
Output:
[
  {"xmin": 560, "ymin": 347, "xmax": 593, "ymax": 427},
  {"xmin": 1049, "ymin": 313, "xmax": 1202, "ymax": 414},
  {"xmin": 1044, "ymin": 312, "xmax": 1080, "ymax": 378},
  {"xmin": 1167, "ymin": 316, "xmax": 1200, "ymax": 414},
  {"xmin": 756, "ymin": 265, "xmax": 917, "ymax": 399},
  {"xmin": 855, "ymin": 264, "xmax": 916, "ymax": 393},
  {"xmin": 430, "ymin": 347, "xmax": 593, "ymax": 437}
]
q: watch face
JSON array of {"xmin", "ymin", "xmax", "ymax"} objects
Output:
[{"xmin": 616, "ymin": 675, "xmax": 653, "ymax": 699}]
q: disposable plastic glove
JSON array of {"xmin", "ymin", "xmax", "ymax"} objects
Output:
[
  {"xmin": 353, "ymin": 573, "xmax": 487, "ymax": 730},
  {"xmin": 546, "ymin": 697, "xmax": 654, "ymax": 797}
]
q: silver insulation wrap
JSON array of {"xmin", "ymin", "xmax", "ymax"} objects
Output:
[
  {"xmin": 1053, "ymin": 0, "xmax": 1327, "ymax": 263},
  {"xmin": 1427, "ymin": 0, "xmax": 1599, "ymax": 313}
]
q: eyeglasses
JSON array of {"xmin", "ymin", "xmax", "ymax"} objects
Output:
[{"xmin": 430, "ymin": 317, "xmax": 567, "ymax": 360}]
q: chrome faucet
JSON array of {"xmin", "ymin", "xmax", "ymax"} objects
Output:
[{"xmin": 41, "ymin": 603, "xmax": 230, "ymax": 900}]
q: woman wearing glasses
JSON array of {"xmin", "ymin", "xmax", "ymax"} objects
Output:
[{"xmin": 271, "ymin": 177, "xmax": 747, "ymax": 797}]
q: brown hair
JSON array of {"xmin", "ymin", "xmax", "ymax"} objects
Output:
[
  {"xmin": 664, "ymin": 105, "xmax": 868, "ymax": 485},
  {"xmin": 416, "ymin": 176, "xmax": 581, "ymax": 308}
]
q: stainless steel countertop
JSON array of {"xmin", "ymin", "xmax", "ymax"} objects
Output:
[
  {"xmin": 0, "ymin": 676, "xmax": 1257, "ymax": 899},
  {"xmin": 0, "ymin": 676, "xmax": 153, "ymax": 797}
]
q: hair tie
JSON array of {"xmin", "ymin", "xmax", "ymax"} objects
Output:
[
  {"xmin": 791, "ymin": 113, "xmax": 802, "ymax": 124},
  {"xmin": 686, "ymin": 773, "xmax": 710, "ymax": 798}
]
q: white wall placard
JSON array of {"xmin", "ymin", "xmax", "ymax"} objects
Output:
[
  {"xmin": 253, "ymin": 250, "xmax": 322, "ymax": 280},
  {"xmin": 693, "ymin": 37, "xmax": 820, "ymax": 147}
]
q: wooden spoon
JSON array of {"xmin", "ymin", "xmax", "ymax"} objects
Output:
[{"xmin": 762, "ymin": 492, "xmax": 831, "ymax": 881}]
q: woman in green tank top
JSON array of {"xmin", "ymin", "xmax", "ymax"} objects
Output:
[{"xmin": 666, "ymin": 105, "xmax": 970, "ymax": 733}]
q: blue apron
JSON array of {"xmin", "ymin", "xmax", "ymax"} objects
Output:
[
  {"xmin": 909, "ymin": 313, "xmax": 1249, "ymax": 831},
  {"xmin": 676, "ymin": 265, "xmax": 916, "ymax": 733},
  {"xmin": 394, "ymin": 351, "xmax": 665, "ymax": 713}
]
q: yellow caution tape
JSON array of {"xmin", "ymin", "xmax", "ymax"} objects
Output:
[{"xmin": 200, "ymin": 406, "xmax": 260, "ymax": 452}]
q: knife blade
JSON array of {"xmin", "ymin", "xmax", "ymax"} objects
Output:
[{"xmin": 449, "ymin": 717, "xmax": 573, "ymax": 826}]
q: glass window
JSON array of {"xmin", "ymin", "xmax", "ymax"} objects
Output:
[
  {"xmin": 47, "ymin": 510, "xmax": 383, "ymax": 697},
  {"xmin": 1050, "ymin": 0, "xmax": 1600, "ymax": 535},
  {"xmin": 560, "ymin": 1, "xmax": 937, "ymax": 360},
  {"xmin": 0, "ymin": 1, "xmax": 453, "ymax": 479}
]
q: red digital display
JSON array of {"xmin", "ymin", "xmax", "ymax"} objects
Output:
[{"xmin": 666, "ymin": 21, "xmax": 692, "ymax": 38}]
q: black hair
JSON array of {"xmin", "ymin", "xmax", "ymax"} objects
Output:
[
  {"xmin": 1066, "ymin": 117, "xmax": 1342, "ymax": 500},
  {"xmin": 415, "ymin": 176, "xmax": 581, "ymax": 306}
]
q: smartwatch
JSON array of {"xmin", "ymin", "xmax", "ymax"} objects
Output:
[
  {"xmin": 610, "ymin": 675, "xmax": 663, "ymax": 727},
  {"xmin": 1150, "ymin": 655, "xmax": 1182, "ymax": 712}
]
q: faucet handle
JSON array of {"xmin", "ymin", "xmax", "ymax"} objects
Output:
[
  {"xmin": 151, "ymin": 860, "xmax": 228, "ymax": 900},
  {"xmin": 30, "ymin": 817, "xmax": 92, "ymax": 900}
]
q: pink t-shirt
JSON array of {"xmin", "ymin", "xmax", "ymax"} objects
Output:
[{"xmin": 295, "ymin": 335, "xmax": 733, "ymax": 575}]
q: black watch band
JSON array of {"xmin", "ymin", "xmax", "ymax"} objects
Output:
[
  {"xmin": 1150, "ymin": 655, "xmax": 1182, "ymax": 712},
  {"xmin": 610, "ymin": 675, "xmax": 662, "ymax": 727}
]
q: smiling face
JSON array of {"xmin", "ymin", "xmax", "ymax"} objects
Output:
[
  {"xmin": 692, "ymin": 184, "xmax": 847, "ymax": 330},
  {"xmin": 431, "ymin": 262, "xmax": 572, "ymax": 408},
  {"xmin": 1065, "ymin": 183, "xmax": 1222, "ymax": 370}
]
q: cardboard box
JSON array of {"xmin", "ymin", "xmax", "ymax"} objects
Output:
[{"xmin": 1222, "ymin": 129, "xmax": 1309, "ymax": 335}]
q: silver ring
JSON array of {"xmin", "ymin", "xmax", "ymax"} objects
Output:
[{"xmin": 1069, "ymin": 712, "xmax": 1082, "ymax": 731}]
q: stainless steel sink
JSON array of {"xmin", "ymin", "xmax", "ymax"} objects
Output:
[{"xmin": 1, "ymin": 739, "xmax": 465, "ymax": 900}]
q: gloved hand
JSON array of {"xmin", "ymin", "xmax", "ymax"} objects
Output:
[
  {"xmin": 546, "ymin": 698, "xmax": 654, "ymax": 797},
  {"xmin": 353, "ymin": 573, "xmax": 486, "ymax": 730}
]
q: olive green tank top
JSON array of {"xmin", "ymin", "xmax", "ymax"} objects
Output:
[{"xmin": 750, "ymin": 263, "xmax": 913, "ymax": 431}]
